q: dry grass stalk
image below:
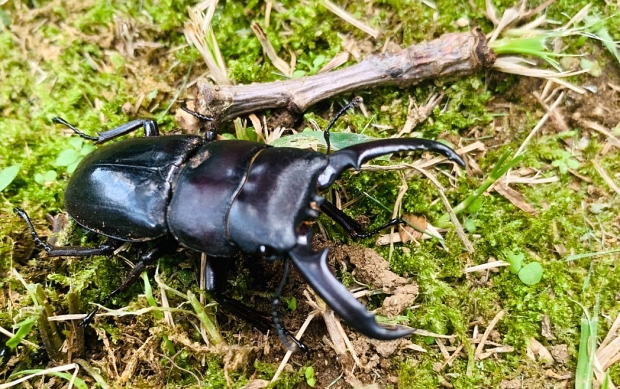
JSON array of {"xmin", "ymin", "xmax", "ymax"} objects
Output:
[
  {"xmin": 411, "ymin": 166, "xmax": 475, "ymax": 253},
  {"xmin": 184, "ymin": 4, "xmax": 229, "ymax": 85},
  {"xmin": 532, "ymin": 91, "xmax": 570, "ymax": 132},
  {"xmin": 318, "ymin": 52, "xmax": 350, "ymax": 73},
  {"xmin": 270, "ymin": 310, "xmax": 318, "ymax": 383},
  {"xmin": 443, "ymin": 344, "xmax": 465, "ymax": 368},
  {"xmin": 0, "ymin": 363, "xmax": 80, "ymax": 389},
  {"xmin": 492, "ymin": 58, "xmax": 587, "ymax": 94},
  {"xmin": 478, "ymin": 345, "xmax": 515, "ymax": 360},
  {"xmin": 592, "ymin": 160, "xmax": 620, "ymax": 196},
  {"xmin": 394, "ymin": 93, "xmax": 445, "ymax": 138},
  {"xmin": 388, "ymin": 173, "xmax": 409, "ymax": 259},
  {"xmin": 494, "ymin": 181, "xmax": 539, "ymax": 214},
  {"xmin": 302, "ymin": 289, "xmax": 362, "ymax": 369},
  {"xmin": 579, "ymin": 119, "xmax": 620, "ymax": 148},
  {"xmin": 322, "ymin": 0, "xmax": 380, "ymax": 39},
  {"xmin": 474, "ymin": 310, "xmax": 506, "ymax": 359},
  {"xmin": 251, "ymin": 22, "xmax": 293, "ymax": 77},
  {"xmin": 465, "ymin": 260, "xmax": 510, "ymax": 273},
  {"xmin": 94, "ymin": 326, "xmax": 119, "ymax": 378}
]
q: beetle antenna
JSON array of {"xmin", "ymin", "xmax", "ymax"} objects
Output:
[
  {"xmin": 180, "ymin": 100, "xmax": 214, "ymax": 122},
  {"xmin": 323, "ymin": 96, "xmax": 363, "ymax": 155},
  {"xmin": 272, "ymin": 258, "xmax": 309, "ymax": 353},
  {"xmin": 181, "ymin": 101, "xmax": 219, "ymax": 142}
]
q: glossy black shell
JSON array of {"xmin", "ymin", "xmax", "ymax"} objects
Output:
[
  {"xmin": 65, "ymin": 135, "xmax": 203, "ymax": 241},
  {"xmin": 65, "ymin": 137, "xmax": 327, "ymax": 256}
]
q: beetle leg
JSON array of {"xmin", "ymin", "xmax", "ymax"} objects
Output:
[
  {"xmin": 14, "ymin": 207, "xmax": 123, "ymax": 256},
  {"xmin": 80, "ymin": 237, "xmax": 177, "ymax": 326},
  {"xmin": 318, "ymin": 138, "xmax": 465, "ymax": 189},
  {"xmin": 53, "ymin": 117, "xmax": 160, "ymax": 144},
  {"xmin": 205, "ymin": 257, "xmax": 310, "ymax": 353},
  {"xmin": 320, "ymin": 200, "xmax": 405, "ymax": 238},
  {"xmin": 290, "ymin": 227, "xmax": 414, "ymax": 340}
]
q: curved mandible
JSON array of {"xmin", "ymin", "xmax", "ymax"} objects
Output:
[
  {"xmin": 318, "ymin": 138, "xmax": 465, "ymax": 189},
  {"xmin": 289, "ymin": 237, "xmax": 414, "ymax": 340}
]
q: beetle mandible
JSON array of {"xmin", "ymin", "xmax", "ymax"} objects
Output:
[{"xmin": 16, "ymin": 98, "xmax": 464, "ymax": 349}]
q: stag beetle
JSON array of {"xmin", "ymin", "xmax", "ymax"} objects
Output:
[{"xmin": 15, "ymin": 98, "xmax": 464, "ymax": 350}]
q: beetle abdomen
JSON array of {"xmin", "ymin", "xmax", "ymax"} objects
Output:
[
  {"xmin": 168, "ymin": 140, "xmax": 269, "ymax": 256},
  {"xmin": 228, "ymin": 147, "xmax": 327, "ymax": 254},
  {"xmin": 65, "ymin": 135, "xmax": 203, "ymax": 241}
]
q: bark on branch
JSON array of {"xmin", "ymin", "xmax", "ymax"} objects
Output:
[{"xmin": 193, "ymin": 28, "xmax": 495, "ymax": 123}]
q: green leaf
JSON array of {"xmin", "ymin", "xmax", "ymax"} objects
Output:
[
  {"xmin": 67, "ymin": 136, "xmax": 84, "ymax": 150},
  {"xmin": 312, "ymin": 55, "xmax": 326, "ymax": 68},
  {"xmin": 286, "ymin": 297, "xmax": 297, "ymax": 311},
  {"xmin": 506, "ymin": 251, "xmax": 524, "ymax": 274},
  {"xmin": 292, "ymin": 70, "xmax": 306, "ymax": 79},
  {"xmin": 304, "ymin": 366, "xmax": 316, "ymax": 387},
  {"xmin": 0, "ymin": 164, "xmax": 21, "ymax": 192},
  {"xmin": 55, "ymin": 149, "xmax": 81, "ymax": 167},
  {"xmin": 518, "ymin": 262, "xmax": 543, "ymax": 285},
  {"xmin": 566, "ymin": 158, "xmax": 580, "ymax": 170},
  {"xmin": 464, "ymin": 218, "xmax": 476, "ymax": 233},
  {"xmin": 6, "ymin": 317, "xmax": 36, "ymax": 349},
  {"xmin": 271, "ymin": 131, "xmax": 379, "ymax": 153},
  {"xmin": 67, "ymin": 160, "xmax": 83, "ymax": 174},
  {"xmin": 80, "ymin": 143, "xmax": 96, "ymax": 155},
  {"xmin": 35, "ymin": 170, "xmax": 58, "ymax": 185},
  {"xmin": 0, "ymin": 8, "xmax": 11, "ymax": 27}
]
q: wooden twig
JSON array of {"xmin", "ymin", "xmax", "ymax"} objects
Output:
[{"xmin": 193, "ymin": 28, "xmax": 495, "ymax": 123}]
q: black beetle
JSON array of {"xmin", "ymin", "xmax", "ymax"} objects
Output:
[{"xmin": 16, "ymin": 99, "xmax": 464, "ymax": 349}]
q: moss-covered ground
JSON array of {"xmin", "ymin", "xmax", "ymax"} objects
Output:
[{"xmin": 1, "ymin": 0, "xmax": 620, "ymax": 388}]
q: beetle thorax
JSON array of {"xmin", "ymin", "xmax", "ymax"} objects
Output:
[{"xmin": 227, "ymin": 147, "xmax": 327, "ymax": 255}]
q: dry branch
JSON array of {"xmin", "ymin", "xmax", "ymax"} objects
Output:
[{"xmin": 193, "ymin": 28, "xmax": 495, "ymax": 123}]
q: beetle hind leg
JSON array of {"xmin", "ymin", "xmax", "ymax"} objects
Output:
[{"xmin": 14, "ymin": 207, "xmax": 123, "ymax": 257}]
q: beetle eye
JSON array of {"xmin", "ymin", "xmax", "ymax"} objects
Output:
[{"xmin": 259, "ymin": 245, "xmax": 275, "ymax": 257}]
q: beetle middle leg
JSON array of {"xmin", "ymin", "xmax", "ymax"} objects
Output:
[
  {"xmin": 80, "ymin": 237, "xmax": 178, "ymax": 326},
  {"xmin": 52, "ymin": 117, "xmax": 160, "ymax": 144},
  {"xmin": 205, "ymin": 257, "xmax": 309, "ymax": 353}
]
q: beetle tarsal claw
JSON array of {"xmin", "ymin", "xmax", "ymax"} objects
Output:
[{"xmin": 289, "ymin": 239, "xmax": 414, "ymax": 340}]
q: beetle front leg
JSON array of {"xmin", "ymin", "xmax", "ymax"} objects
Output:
[
  {"xmin": 320, "ymin": 200, "xmax": 405, "ymax": 239},
  {"xmin": 205, "ymin": 257, "xmax": 310, "ymax": 353},
  {"xmin": 53, "ymin": 117, "xmax": 160, "ymax": 144}
]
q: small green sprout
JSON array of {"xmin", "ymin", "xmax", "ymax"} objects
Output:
[
  {"xmin": 293, "ymin": 55, "xmax": 327, "ymax": 78},
  {"xmin": 505, "ymin": 251, "xmax": 543, "ymax": 285},
  {"xmin": 550, "ymin": 150, "xmax": 580, "ymax": 174},
  {"xmin": 284, "ymin": 296, "xmax": 297, "ymax": 311},
  {"xmin": 304, "ymin": 366, "xmax": 316, "ymax": 387}
]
